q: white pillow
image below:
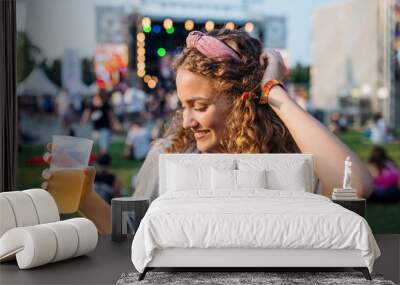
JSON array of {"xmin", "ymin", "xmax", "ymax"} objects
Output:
[
  {"xmin": 166, "ymin": 159, "xmax": 236, "ymax": 192},
  {"xmin": 167, "ymin": 162, "xmax": 210, "ymax": 191},
  {"xmin": 237, "ymin": 169, "xmax": 267, "ymax": 189},
  {"xmin": 238, "ymin": 159, "xmax": 309, "ymax": 192},
  {"xmin": 211, "ymin": 168, "xmax": 236, "ymax": 190},
  {"xmin": 266, "ymin": 163, "xmax": 307, "ymax": 191},
  {"xmin": 211, "ymin": 168, "xmax": 267, "ymax": 190}
]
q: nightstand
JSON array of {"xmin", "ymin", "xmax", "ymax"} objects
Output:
[
  {"xmin": 111, "ymin": 197, "xmax": 150, "ymax": 242},
  {"xmin": 332, "ymin": 198, "xmax": 366, "ymax": 218}
]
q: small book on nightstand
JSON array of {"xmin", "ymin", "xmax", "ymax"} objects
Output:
[
  {"xmin": 332, "ymin": 188, "xmax": 358, "ymax": 200},
  {"xmin": 331, "ymin": 188, "xmax": 366, "ymax": 217}
]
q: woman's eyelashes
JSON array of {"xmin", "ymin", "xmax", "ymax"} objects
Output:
[
  {"xmin": 193, "ymin": 105, "xmax": 208, "ymax": 112},
  {"xmin": 181, "ymin": 105, "xmax": 208, "ymax": 112}
]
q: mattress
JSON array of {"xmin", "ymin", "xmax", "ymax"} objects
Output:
[{"xmin": 131, "ymin": 190, "xmax": 380, "ymax": 273}]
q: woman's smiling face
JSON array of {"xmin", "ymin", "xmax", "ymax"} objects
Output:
[{"xmin": 176, "ymin": 68, "xmax": 230, "ymax": 153}]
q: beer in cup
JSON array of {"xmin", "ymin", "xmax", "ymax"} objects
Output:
[{"xmin": 47, "ymin": 135, "xmax": 93, "ymax": 213}]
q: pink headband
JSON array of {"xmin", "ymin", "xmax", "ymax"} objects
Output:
[{"xmin": 186, "ymin": 31, "xmax": 240, "ymax": 61}]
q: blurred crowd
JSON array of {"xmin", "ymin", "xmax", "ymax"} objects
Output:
[
  {"xmin": 56, "ymin": 73, "xmax": 180, "ymax": 202},
  {"xmin": 17, "ymin": 57, "xmax": 181, "ymax": 203},
  {"xmin": 28, "ymin": 70, "xmax": 180, "ymax": 156},
  {"xmin": 328, "ymin": 111, "xmax": 397, "ymax": 145},
  {"xmin": 17, "ymin": 61, "xmax": 400, "ymax": 205}
]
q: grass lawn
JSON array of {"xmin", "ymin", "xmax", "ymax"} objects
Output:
[{"xmin": 17, "ymin": 130, "xmax": 400, "ymax": 233}]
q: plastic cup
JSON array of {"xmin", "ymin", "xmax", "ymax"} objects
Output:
[{"xmin": 47, "ymin": 135, "xmax": 93, "ymax": 214}]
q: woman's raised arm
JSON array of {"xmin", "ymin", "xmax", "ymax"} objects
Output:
[
  {"xmin": 268, "ymin": 87, "xmax": 373, "ymax": 198},
  {"xmin": 261, "ymin": 50, "xmax": 373, "ymax": 198}
]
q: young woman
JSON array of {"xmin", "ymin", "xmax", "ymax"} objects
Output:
[
  {"xmin": 367, "ymin": 146, "xmax": 400, "ymax": 202},
  {"xmin": 42, "ymin": 29, "xmax": 373, "ymax": 234},
  {"xmin": 81, "ymin": 91, "xmax": 114, "ymax": 155}
]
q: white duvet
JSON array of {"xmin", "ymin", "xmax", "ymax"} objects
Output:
[{"xmin": 131, "ymin": 190, "xmax": 380, "ymax": 273}]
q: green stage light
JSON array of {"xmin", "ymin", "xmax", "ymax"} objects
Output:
[
  {"xmin": 157, "ymin": 48, "xmax": 167, "ymax": 57},
  {"xmin": 143, "ymin": 25, "xmax": 151, "ymax": 33},
  {"xmin": 166, "ymin": 26, "xmax": 174, "ymax": 34}
]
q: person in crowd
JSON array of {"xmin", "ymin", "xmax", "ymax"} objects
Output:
[
  {"xmin": 42, "ymin": 29, "xmax": 373, "ymax": 233},
  {"xmin": 328, "ymin": 112, "xmax": 341, "ymax": 134},
  {"xmin": 81, "ymin": 91, "xmax": 114, "ymax": 155},
  {"xmin": 159, "ymin": 54, "xmax": 176, "ymax": 92},
  {"xmin": 156, "ymin": 87, "xmax": 167, "ymax": 118},
  {"xmin": 124, "ymin": 82, "xmax": 146, "ymax": 121},
  {"xmin": 55, "ymin": 88, "xmax": 72, "ymax": 135},
  {"xmin": 367, "ymin": 146, "xmax": 400, "ymax": 203},
  {"xmin": 370, "ymin": 113, "xmax": 387, "ymax": 144},
  {"xmin": 124, "ymin": 119, "xmax": 152, "ymax": 161},
  {"xmin": 338, "ymin": 115, "xmax": 349, "ymax": 133},
  {"xmin": 70, "ymin": 93, "xmax": 84, "ymax": 117},
  {"xmin": 145, "ymin": 92, "xmax": 161, "ymax": 118},
  {"xmin": 111, "ymin": 90, "xmax": 125, "ymax": 128},
  {"xmin": 42, "ymin": 95, "xmax": 54, "ymax": 116},
  {"xmin": 165, "ymin": 90, "xmax": 179, "ymax": 115},
  {"xmin": 93, "ymin": 153, "xmax": 123, "ymax": 204}
]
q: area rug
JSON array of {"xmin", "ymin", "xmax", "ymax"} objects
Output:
[{"xmin": 116, "ymin": 271, "xmax": 396, "ymax": 285}]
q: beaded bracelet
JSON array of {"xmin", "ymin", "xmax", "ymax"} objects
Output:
[{"xmin": 259, "ymin": 79, "xmax": 285, "ymax": 105}]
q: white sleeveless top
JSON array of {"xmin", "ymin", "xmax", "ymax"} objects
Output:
[{"xmin": 132, "ymin": 138, "xmax": 198, "ymax": 201}]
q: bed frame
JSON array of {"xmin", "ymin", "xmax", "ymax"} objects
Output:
[
  {"xmin": 138, "ymin": 154, "xmax": 371, "ymax": 281},
  {"xmin": 140, "ymin": 248, "xmax": 370, "ymax": 280}
]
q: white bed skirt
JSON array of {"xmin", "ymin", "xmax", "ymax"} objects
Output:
[{"xmin": 148, "ymin": 248, "xmax": 366, "ymax": 268}]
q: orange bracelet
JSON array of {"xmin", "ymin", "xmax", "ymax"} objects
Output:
[{"xmin": 260, "ymin": 79, "xmax": 285, "ymax": 105}]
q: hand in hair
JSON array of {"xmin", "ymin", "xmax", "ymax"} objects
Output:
[{"xmin": 260, "ymin": 49, "xmax": 288, "ymax": 85}]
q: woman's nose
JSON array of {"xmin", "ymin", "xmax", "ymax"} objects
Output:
[{"xmin": 182, "ymin": 110, "xmax": 198, "ymax": 129}]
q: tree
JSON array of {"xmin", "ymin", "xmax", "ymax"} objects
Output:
[
  {"xmin": 16, "ymin": 32, "xmax": 40, "ymax": 83},
  {"xmin": 81, "ymin": 58, "xmax": 96, "ymax": 86},
  {"xmin": 41, "ymin": 59, "xmax": 62, "ymax": 87},
  {"xmin": 289, "ymin": 63, "xmax": 310, "ymax": 86}
]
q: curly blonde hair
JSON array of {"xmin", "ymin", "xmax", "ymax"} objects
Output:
[{"xmin": 164, "ymin": 29, "xmax": 299, "ymax": 153}]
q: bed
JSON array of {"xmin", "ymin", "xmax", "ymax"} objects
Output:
[{"xmin": 131, "ymin": 154, "xmax": 381, "ymax": 280}]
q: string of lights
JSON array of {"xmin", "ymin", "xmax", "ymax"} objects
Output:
[{"xmin": 136, "ymin": 17, "xmax": 254, "ymax": 89}]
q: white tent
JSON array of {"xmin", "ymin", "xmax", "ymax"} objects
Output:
[
  {"xmin": 65, "ymin": 80, "xmax": 91, "ymax": 96},
  {"xmin": 17, "ymin": 68, "xmax": 60, "ymax": 97}
]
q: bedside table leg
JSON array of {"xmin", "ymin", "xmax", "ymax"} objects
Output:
[{"xmin": 354, "ymin": 267, "xmax": 371, "ymax": 280}]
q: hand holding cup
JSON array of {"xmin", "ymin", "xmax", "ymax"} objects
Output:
[{"xmin": 41, "ymin": 136, "xmax": 95, "ymax": 213}]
